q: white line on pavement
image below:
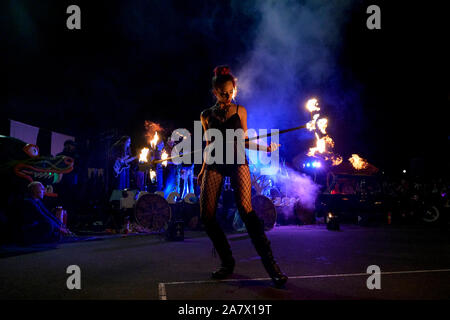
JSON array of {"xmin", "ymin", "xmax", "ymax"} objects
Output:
[{"xmin": 157, "ymin": 268, "xmax": 450, "ymax": 300}]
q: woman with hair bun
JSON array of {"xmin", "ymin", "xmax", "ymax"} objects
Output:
[{"xmin": 197, "ymin": 65, "xmax": 287, "ymax": 287}]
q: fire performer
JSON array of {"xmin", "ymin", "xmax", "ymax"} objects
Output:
[{"xmin": 197, "ymin": 65, "xmax": 287, "ymax": 287}]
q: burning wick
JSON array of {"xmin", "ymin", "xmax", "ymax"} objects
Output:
[
  {"xmin": 139, "ymin": 148, "xmax": 150, "ymax": 163},
  {"xmin": 149, "ymin": 169, "xmax": 156, "ymax": 182},
  {"xmin": 161, "ymin": 150, "xmax": 168, "ymax": 167},
  {"xmin": 150, "ymin": 132, "xmax": 159, "ymax": 149},
  {"xmin": 306, "ymin": 98, "xmax": 320, "ymax": 113}
]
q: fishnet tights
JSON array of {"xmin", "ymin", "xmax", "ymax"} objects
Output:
[{"xmin": 200, "ymin": 165, "xmax": 253, "ymax": 223}]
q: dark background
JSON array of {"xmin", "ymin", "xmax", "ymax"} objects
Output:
[{"xmin": 1, "ymin": 0, "xmax": 447, "ymax": 176}]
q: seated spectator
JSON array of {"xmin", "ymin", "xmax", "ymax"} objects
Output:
[{"xmin": 20, "ymin": 181, "xmax": 72, "ymax": 245}]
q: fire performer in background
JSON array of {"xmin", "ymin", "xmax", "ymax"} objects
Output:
[{"xmin": 197, "ymin": 66, "xmax": 287, "ymax": 287}]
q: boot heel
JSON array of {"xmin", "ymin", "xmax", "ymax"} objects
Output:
[
  {"xmin": 211, "ymin": 258, "xmax": 235, "ymax": 279},
  {"xmin": 242, "ymin": 211, "xmax": 288, "ymax": 287}
]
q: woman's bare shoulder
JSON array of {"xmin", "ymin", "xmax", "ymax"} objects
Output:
[
  {"xmin": 200, "ymin": 107, "xmax": 214, "ymax": 120},
  {"xmin": 236, "ymin": 104, "xmax": 247, "ymax": 116}
]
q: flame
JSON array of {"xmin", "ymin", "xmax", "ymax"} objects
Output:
[
  {"xmin": 330, "ymin": 155, "xmax": 343, "ymax": 166},
  {"xmin": 317, "ymin": 118, "xmax": 328, "ymax": 134},
  {"xmin": 307, "ymin": 133, "xmax": 334, "ymax": 157},
  {"xmin": 149, "ymin": 169, "xmax": 156, "ymax": 181},
  {"xmin": 161, "ymin": 150, "xmax": 168, "ymax": 167},
  {"xmin": 349, "ymin": 154, "xmax": 368, "ymax": 170},
  {"xmin": 305, "ymin": 98, "xmax": 320, "ymax": 113},
  {"xmin": 305, "ymin": 97, "xmax": 342, "ymax": 167},
  {"xmin": 150, "ymin": 132, "xmax": 159, "ymax": 149},
  {"xmin": 144, "ymin": 121, "xmax": 163, "ymax": 145},
  {"xmin": 139, "ymin": 147, "xmax": 150, "ymax": 163},
  {"xmin": 306, "ymin": 114, "xmax": 320, "ymax": 131}
]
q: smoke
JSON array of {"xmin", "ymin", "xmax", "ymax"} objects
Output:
[
  {"xmin": 275, "ymin": 166, "xmax": 321, "ymax": 212},
  {"xmin": 232, "ymin": 0, "xmax": 357, "ymax": 160}
]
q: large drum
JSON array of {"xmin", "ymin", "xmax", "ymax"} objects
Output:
[
  {"xmin": 252, "ymin": 195, "xmax": 277, "ymax": 231},
  {"xmin": 135, "ymin": 193, "xmax": 171, "ymax": 232}
]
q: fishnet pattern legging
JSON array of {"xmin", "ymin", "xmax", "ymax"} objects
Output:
[{"xmin": 200, "ymin": 165, "xmax": 253, "ymax": 223}]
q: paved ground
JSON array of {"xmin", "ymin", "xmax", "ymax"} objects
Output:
[{"xmin": 1, "ymin": 223, "xmax": 449, "ymax": 300}]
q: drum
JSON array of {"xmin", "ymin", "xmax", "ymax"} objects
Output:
[
  {"xmin": 135, "ymin": 193, "xmax": 171, "ymax": 232},
  {"xmin": 252, "ymin": 195, "xmax": 277, "ymax": 230},
  {"xmin": 154, "ymin": 191, "xmax": 165, "ymax": 198},
  {"xmin": 232, "ymin": 195, "xmax": 277, "ymax": 231}
]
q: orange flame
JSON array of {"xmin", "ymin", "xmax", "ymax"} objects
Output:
[
  {"xmin": 305, "ymin": 98, "xmax": 320, "ymax": 113},
  {"xmin": 307, "ymin": 133, "xmax": 334, "ymax": 157},
  {"xmin": 317, "ymin": 118, "xmax": 328, "ymax": 134},
  {"xmin": 144, "ymin": 121, "xmax": 163, "ymax": 145},
  {"xmin": 349, "ymin": 154, "xmax": 368, "ymax": 170},
  {"xmin": 306, "ymin": 114, "xmax": 320, "ymax": 131},
  {"xmin": 305, "ymin": 97, "xmax": 342, "ymax": 166},
  {"xmin": 139, "ymin": 147, "xmax": 150, "ymax": 163},
  {"xmin": 150, "ymin": 132, "xmax": 159, "ymax": 149},
  {"xmin": 149, "ymin": 169, "xmax": 156, "ymax": 182},
  {"xmin": 330, "ymin": 155, "xmax": 343, "ymax": 166}
]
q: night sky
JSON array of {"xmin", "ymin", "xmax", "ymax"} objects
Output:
[{"xmin": 2, "ymin": 0, "xmax": 446, "ymax": 175}]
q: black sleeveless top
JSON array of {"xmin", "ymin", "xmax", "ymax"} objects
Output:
[{"xmin": 201, "ymin": 104, "xmax": 248, "ymax": 168}]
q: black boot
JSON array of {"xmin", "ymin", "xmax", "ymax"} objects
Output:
[
  {"xmin": 203, "ymin": 219, "xmax": 235, "ymax": 279},
  {"xmin": 242, "ymin": 211, "xmax": 288, "ymax": 287}
]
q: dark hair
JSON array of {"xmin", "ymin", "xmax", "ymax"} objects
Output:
[
  {"xmin": 112, "ymin": 136, "xmax": 131, "ymax": 157},
  {"xmin": 212, "ymin": 65, "xmax": 236, "ymax": 89},
  {"xmin": 64, "ymin": 140, "xmax": 76, "ymax": 147}
]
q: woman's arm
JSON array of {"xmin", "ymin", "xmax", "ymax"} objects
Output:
[{"xmin": 197, "ymin": 113, "xmax": 208, "ymax": 185}]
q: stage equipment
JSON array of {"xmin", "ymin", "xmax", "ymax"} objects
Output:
[
  {"xmin": 120, "ymin": 189, "xmax": 138, "ymax": 209},
  {"xmin": 167, "ymin": 191, "xmax": 181, "ymax": 204},
  {"xmin": 326, "ymin": 212, "xmax": 340, "ymax": 231},
  {"xmin": 294, "ymin": 201, "xmax": 316, "ymax": 225},
  {"xmin": 166, "ymin": 220, "xmax": 184, "ymax": 241},
  {"xmin": 182, "ymin": 200, "xmax": 201, "ymax": 230},
  {"xmin": 303, "ymin": 161, "xmax": 322, "ymax": 169},
  {"xmin": 183, "ymin": 193, "xmax": 198, "ymax": 204},
  {"xmin": 135, "ymin": 193, "xmax": 171, "ymax": 232}
]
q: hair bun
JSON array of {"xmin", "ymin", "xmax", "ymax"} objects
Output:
[{"xmin": 213, "ymin": 65, "xmax": 231, "ymax": 77}]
